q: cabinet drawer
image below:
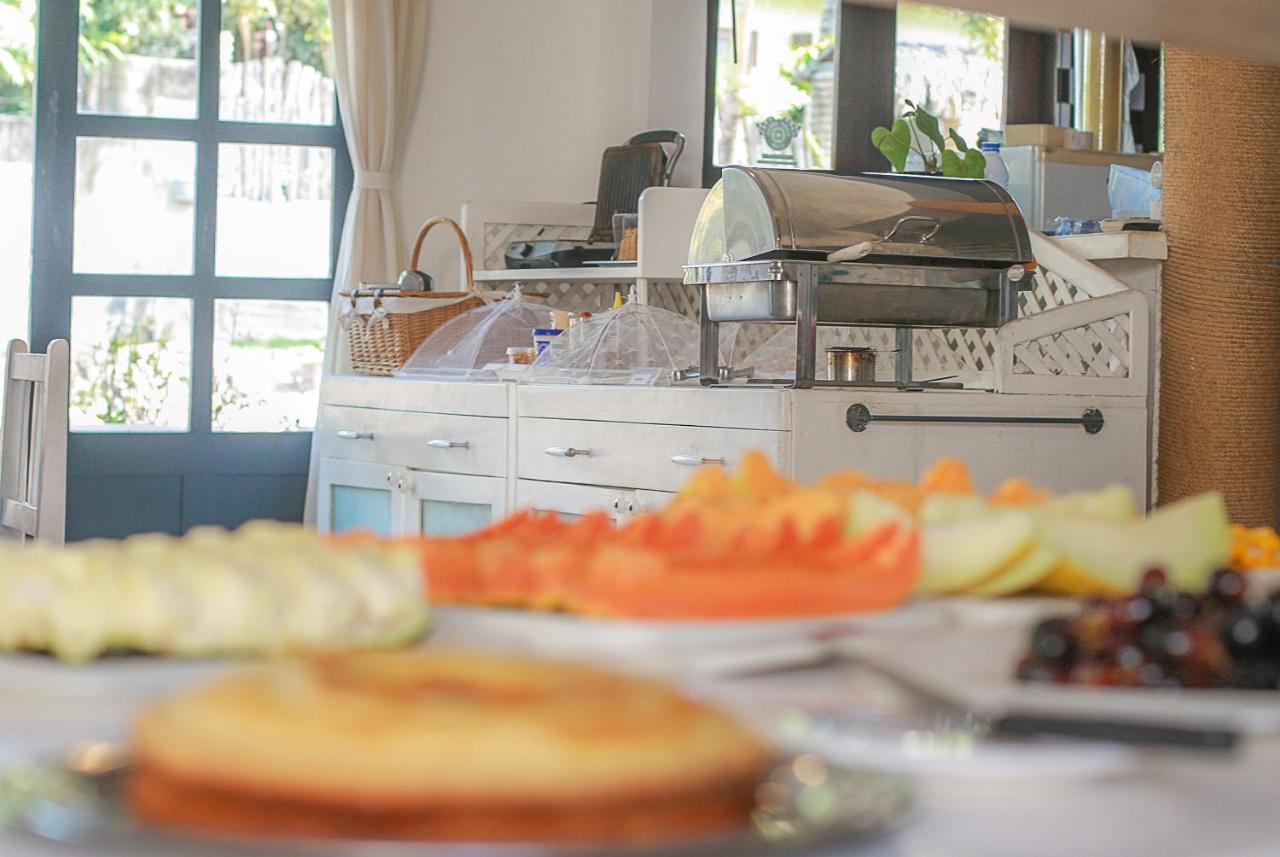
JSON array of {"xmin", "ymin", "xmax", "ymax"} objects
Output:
[
  {"xmin": 517, "ymin": 418, "xmax": 787, "ymax": 493},
  {"xmin": 515, "ymin": 479, "xmax": 628, "ymax": 521},
  {"xmin": 318, "ymin": 405, "xmax": 507, "ymax": 477}
]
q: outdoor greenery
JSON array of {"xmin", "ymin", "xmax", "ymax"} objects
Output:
[
  {"xmin": 899, "ymin": 1, "xmax": 1004, "ymax": 62},
  {"xmin": 231, "ymin": 334, "xmax": 323, "ymax": 350},
  {"xmin": 71, "ymin": 317, "xmax": 176, "ymax": 426},
  {"xmin": 224, "ymin": 0, "xmax": 332, "ymax": 74},
  {"xmin": 0, "ymin": 0, "xmax": 34, "ymax": 114},
  {"xmin": 0, "ymin": 0, "xmax": 333, "ymax": 115}
]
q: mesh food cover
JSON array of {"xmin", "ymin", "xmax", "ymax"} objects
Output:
[
  {"xmin": 396, "ymin": 290, "xmax": 560, "ymax": 382},
  {"xmin": 521, "ymin": 297, "xmax": 701, "ymax": 386}
]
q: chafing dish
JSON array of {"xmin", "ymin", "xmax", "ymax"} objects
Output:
[{"xmin": 683, "ymin": 167, "xmax": 1035, "ymax": 388}]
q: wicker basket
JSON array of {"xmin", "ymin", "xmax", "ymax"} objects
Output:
[{"xmin": 341, "ymin": 217, "xmax": 485, "ymax": 376}]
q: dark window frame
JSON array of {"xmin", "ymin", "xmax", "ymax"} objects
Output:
[
  {"xmin": 702, "ymin": 0, "xmax": 1057, "ymax": 186},
  {"xmin": 29, "ymin": 1, "xmax": 352, "ymax": 536}
]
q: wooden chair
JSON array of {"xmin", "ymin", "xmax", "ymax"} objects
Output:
[{"xmin": 1, "ymin": 339, "xmax": 70, "ymax": 543}]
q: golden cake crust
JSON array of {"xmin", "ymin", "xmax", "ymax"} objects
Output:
[{"xmin": 128, "ymin": 650, "xmax": 771, "ymax": 841}]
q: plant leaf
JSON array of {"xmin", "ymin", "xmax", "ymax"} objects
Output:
[
  {"xmin": 948, "ymin": 128, "xmax": 969, "ymax": 153},
  {"xmin": 877, "ymin": 134, "xmax": 911, "ymax": 172},
  {"xmin": 962, "ymin": 148, "xmax": 987, "ymax": 178},
  {"xmin": 890, "ymin": 118, "xmax": 911, "ymax": 144},
  {"xmin": 940, "ymin": 149, "xmax": 964, "ymax": 177},
  {"xmin": 911, "ymin": 107, "xmax": 945, "ymax": 152},
  {"xmin": 871, "ymin": 126, "xmax": 890, "ymax": 148}
]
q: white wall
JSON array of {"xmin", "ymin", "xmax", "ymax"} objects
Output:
[{"xmin": 396, "ymin": 0, "xmax": 707, "ymax": 287}]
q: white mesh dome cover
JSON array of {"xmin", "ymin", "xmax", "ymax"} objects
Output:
[
  {"xmin": 396, "ymin": 290, "xmax": 562, "ymax": 382},
  {"xmin": 520, "ymin": 299, "xmax": 702, "ymax": 386}
]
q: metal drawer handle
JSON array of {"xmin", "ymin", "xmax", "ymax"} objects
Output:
[
  {"xmin": 427, "ymin": 439, "xmax": 470, "ymax": 449},
  {"xmin": 545, "ymin": 446, "xmax": 592, "ymax": 458},
  {"xmin": 671, "ymin": 454, "xmax": 727, "ymax": 466},
  {"xmin": 336, "ymin": 429, "xmax": 374, "ymax": 440},
  {"xmin": 846, "ymin": 404, "xmax": 1105, "ymax": 435}
]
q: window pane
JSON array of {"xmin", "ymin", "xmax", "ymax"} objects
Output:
[
  {"xmin": 0, "ymin": 0, "xmax": 36, "ymax": 426},
  {"xmin": 74, "ymin": 137, "xmax": 196, "ymax": 275},
  {"xmin": 212, "ymin": 299, "xmax": 326, "ymax": 432},
  {"xmin": 215, "ymin": 143, "xmax": 333, "ymax": 278},
  {"xmin": 70, "ymin": 297, "xmax": 192, "ymax": 431},
  {"xmin": 220, "ymin": 0, "xmax": 335, "ymax": 125},
  {"xmin": 711, "ymin": 0, "xmax": 837, "ymax": 170},
  {"xmin": 77, "ymin": 0, "xmax": 199, "ymax": 119},
  {"xmin": 895, "ymin": 3, "xmax": 1007, "ymax": 148}
]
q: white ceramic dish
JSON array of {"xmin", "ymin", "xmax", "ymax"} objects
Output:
[
  {"xmin": 430, "ymin": 601, "xmax": 952, "ymax": 678},
  {"xmin": 838, "ymin": 624, "xmax": 1280, "ymax": 737},
  {"xmin": 0, "ymin": 747, "xmax": 912, "ymax": 857}
]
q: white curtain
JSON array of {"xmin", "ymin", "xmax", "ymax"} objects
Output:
[{"xmin": 304, "ymin": 0, "xmax": 429, "ymax": 524}]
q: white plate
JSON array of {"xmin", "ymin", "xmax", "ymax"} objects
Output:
[
  {"xmin": 430, "ymin": 602, "xmax": 951, "ymax": 678},
  {"xmin": 838, "ymin": 624, "xmax": 1280, "ymax": 737},
  {"xmin": 0, "ymin": 653, "xmax": 234, "ymax": 701},
  {"xmin": 0, "ymin": 749, "xmax": 913, "ymax": 857}
]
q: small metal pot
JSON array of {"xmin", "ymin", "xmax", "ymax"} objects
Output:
[{"xmin": 826, "ymin": 347, "xmax": 877, "ymax": 383}]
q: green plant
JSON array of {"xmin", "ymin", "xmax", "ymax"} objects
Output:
[
  {"xmin": 212, "ymin": 370, "xmax": 255, "ymax": 427},
  {"xmin": 871, "ymin": 100, "xmax": 986, "ymax": 178},
  {"xmin": 71, "ymin": 319, "xmax": 176, "ymax": 425},
  {"xmin": 0, "ymin": 0, "xmax": 35, "ymax": 114}
]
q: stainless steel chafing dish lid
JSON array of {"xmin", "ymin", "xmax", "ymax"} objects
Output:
[{"xmin": 686, "ymin": 166, "xmax": 1034, "ymax": 269}]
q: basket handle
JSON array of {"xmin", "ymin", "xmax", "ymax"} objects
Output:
[{"xmin": 409, "ymin": 217, "xmax": 475, "ymax": 294}]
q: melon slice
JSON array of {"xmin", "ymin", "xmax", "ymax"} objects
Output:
[
  {"xmin": 919, "ymin": 493, "xmax": 987, "ymax": 524},
  {"xmin": 1038, "ymin": 484, "xmax": 1138, "ymax": 523},
  {"xmin": 848, "ymin": 490, "xmax": 913, "ymax": 536},
  {"xmin": 1035, "ymin": 492, "xmax": 1230, "ymax": 596},
  {"xmin": 964, "ymin": 542, "xmax": 1061, "ymax": 596},
  {"xmin": 919, "ymin": 510, "xmax": 1036, "ymax": 595}
]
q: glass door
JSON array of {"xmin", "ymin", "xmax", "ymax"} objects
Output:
[
  {"xmin": 0, "ymin": 0, "xmax": 35, "ymax": 414},
  {"xmin": 29, "ymin": 0, "xmax": 351, "ymax": 539}
]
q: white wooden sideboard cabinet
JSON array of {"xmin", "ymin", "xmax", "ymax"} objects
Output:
[
  {"xmin": 311, "ymin": 208, "xmax": 1162, "ymax": 535},
  {"xmin": 314, "ymin": 378, "xmax": 1147, "ymax": 536},
  {"xmin": 314, "ymin": 377, "xmax": 512, "ymax": 537}
]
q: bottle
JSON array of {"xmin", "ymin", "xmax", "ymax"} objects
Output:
[{"xmin": 980, "ymin": 141, "xmax": 1009, "ymax": 188}]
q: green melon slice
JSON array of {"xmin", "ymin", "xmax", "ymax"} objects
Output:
[{"xmin": 1036, "ymin": 492, "xmax": 1230, "ymax": 593}]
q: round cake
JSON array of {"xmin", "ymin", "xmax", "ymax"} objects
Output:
[{"xmin": 128, "ymin": 649, "xmax": 772, "ymax": 843}]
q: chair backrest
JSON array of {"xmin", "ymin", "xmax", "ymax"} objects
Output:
[
  {"xmin": 626, "ymin": 130, "xmax": 686, "ymax": 186},
  {"xmin": 1, "ymin": 339, "xmax": 70, "ymax": 543}
]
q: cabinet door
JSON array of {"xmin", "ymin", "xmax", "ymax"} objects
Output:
[
  {"xmin": 514, "ymin": 480, "xmax": 627, "ymax": 523},
  {"xmin": 633, "ymin": 489, "xmax": 677, "ymax": 517},
  {"xmin": 315, "ymin": 458, "xmax": 399, "ymax": 537},
  {"xmin": 404, "ymin": 470, "xmax": 507, "ymax": 537}
]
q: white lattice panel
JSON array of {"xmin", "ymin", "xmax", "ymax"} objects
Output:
[
  {"xmin": 463, "ymin": 212, "xmax": 1141, "ymax": 390},
  {"xmin": 1012, "ymin": 314, "xmax": 1132, "ymax": 378},
  {"xmin": 646, "ymin": 281, "xmax": 701, "ymax": 318}
]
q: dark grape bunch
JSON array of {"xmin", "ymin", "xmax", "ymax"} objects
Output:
[{"xmin": 1016, "ymin": 569, "xmax": 1280, "ymax": 691}]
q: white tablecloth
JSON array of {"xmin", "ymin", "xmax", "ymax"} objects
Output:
[{"xmin": 3, "ymin": 612, "xmax": 1280, "ymax": 857}]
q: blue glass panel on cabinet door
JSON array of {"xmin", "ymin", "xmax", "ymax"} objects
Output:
[
  {"xmin": 331, "ymin": 486, "xmax": 393, "ymax": 537},
  {"xmin": 420, "ymin": 500, "xmax": 492, "ymax": 537}
]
